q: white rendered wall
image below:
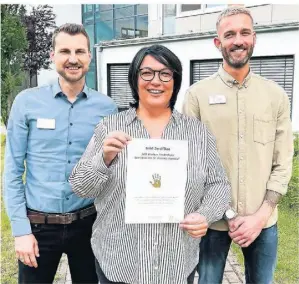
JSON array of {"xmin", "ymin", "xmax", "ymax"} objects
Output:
[
  {"xmin": 97, "ymin": 29, "xmax": 299, "ymax": 131},
  {"xmin": 37, "ymin": 5, "xmax": 82, "ymax": 86}
]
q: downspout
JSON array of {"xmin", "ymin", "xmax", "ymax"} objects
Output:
[{"xmin": 96, "ymin": 44, "xmax": 103, "ymax": 94}]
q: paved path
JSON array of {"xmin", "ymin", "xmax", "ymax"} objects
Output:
[{"xmin": 54, "ymin": 249, "xmax": 244, "ymax": 284}]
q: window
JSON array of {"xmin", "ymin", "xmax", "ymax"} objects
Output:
[
  {"xmin": 96, "ymin": 9, "xmax": 113, "ymax": 22},
  {"xmin": 95, "ymin": 21, "xmax": 113, "ymax": 42},
  {"xmin": 115, "ymin": 18, "xmax": 134, "ymax": 38},
  {"xmin": 178, "ymin": 4, "xmax": 226, "ymax": 17},
  {"xmin": 96, "ymin": 4, "xmax": 113, "ymax": 11},
  {"xmin": 108, "ymin": 64, "xmax": 133, "ymax": 112},
  {"xmin": 163, "ymin": 4, "xmax": 176, "ymax": 35},
  {"xmin": 114, "ymin": 6, "xmax": 134, "ymax": 19},
  {"xmin": 81, "ymin": 19, "xmax": 96, "ymax": 89},
  {"xmin": 181, "ymin": 4, "xmax": 202, "ymax": 12},
  {"xmin": 82, "ymin": 4, "xmax": 148, "ymax": 89},
  {"xmin": 191, "ymin": 56, "xmax": 294, "ymax": 116},
  {"xmin": 86, "ymin": 62, "xmax": 96, "ymax": 90},
  {"xmin": 137, "ymin": 4, "xmax": 148, "ymax": 15},
  {"xmin": 136, "ymin": 15, "xmax": 148, "ymax": 38},
  {"xmin": 83, "ymin": 5, "xmax": 93, "ymax": 13},
  {"xmin": 86, "ymin": 4, "xmax": 148, "ymax": 41}
]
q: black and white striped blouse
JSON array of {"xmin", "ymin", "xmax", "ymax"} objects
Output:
[{"xmin": 69, "ymin": 107, "xmax": 231, "ymax": 284}]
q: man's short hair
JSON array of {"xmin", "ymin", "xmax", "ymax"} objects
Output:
[
  {"xmin": 52, "ymin": 23, "xmax": 90, "ymax": 51},
  {"xmin": 216, "ymin": 6, "xmax": 254, "ymax": 31}
]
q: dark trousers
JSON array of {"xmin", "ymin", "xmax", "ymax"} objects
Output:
[
  {"xmin": 95, "ymin": 259, "xmax": 196, "ymax": 284},
  {"xmin": 18, "ymin": 213, "xmax": 98, "ymax": 284},
  {"xmin": 198, "ymin": 224, "xmax": 278, "ymax": 284}
]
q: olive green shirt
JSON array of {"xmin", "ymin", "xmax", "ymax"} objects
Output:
[{"xmin": 182, "ymin": 65, "xmax": 294, "ymax": 231}]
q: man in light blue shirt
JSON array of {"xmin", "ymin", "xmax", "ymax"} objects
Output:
[{"xmin": 4, "ymin": 23, "xmax": 117, "ymax": 283}]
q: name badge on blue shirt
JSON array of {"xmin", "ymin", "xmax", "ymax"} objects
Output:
[
  {"xmin": 37, "ymin": 118, "xmax": 55, "ymax": 129},
  {"xmin": 209, "ymin": 95, "xmax": 226, "ymax": 105}
]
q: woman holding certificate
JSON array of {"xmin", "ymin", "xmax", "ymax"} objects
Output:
[{"xmin": 69, "ymin": 44, "xmax": 231, "ymax": 284}]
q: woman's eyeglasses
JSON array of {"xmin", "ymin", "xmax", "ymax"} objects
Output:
[{"xmin": 139, "ymin": 67, "xmax": 174, "ymax": 82}]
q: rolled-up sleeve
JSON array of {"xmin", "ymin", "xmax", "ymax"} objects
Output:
[
  {"xmin": 197, "ymin": 127, "xmax": 232, "ymax": 225},
  {"xmin": 4, "ymin": 94, "xmax": 31, "ymax": 237},
  {"xmin": 69, "ymin": 122, "xmax": 113, "ymax": 198},
  {"xmin": 266, "ymin": 92, "xmax": 294, "ymax": 195}
]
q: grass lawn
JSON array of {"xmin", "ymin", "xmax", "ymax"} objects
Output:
[
  {"xmin": 1, "ymin": 134, "xmax": 18, "ymax": 283},
  {"xmin": 232, "ymin": 205, "xmax": 299, "ymax": 284}
]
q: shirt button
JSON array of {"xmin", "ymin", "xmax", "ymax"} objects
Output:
[
  {"xmin": 240, "ymin": 156, "xmax": 243, "ymax": 160},
  {"xmin": 154, "ymin": 242, "xmax": 158, "ymax": 246},
  {"xmin": 240, "ymin": 179, "xmax": 244, "ymax": 183},
  {"xmin": 69, "ymin": 142, "xmax": 72, "ymax": 145},
  {"xmin": 154, "ymin": 266, "xmax": 158, "ymax": 270},
  {"xmin": 68, "ymin": 160, "xmax": 71, "ymax": 164},
  {"xmin": 70, "ymin": 123, "xmax": 73, "ymax": 126},
  {"xmin": 66, "ymin": 197, "xmax": 69, "ymax": 200},
  {"xmin": 71, "ymin": 105, "xmax": 74, "ymax": 108},
  {"xmin": 240, "ymin": 134, "xmax": 243, "ymax": 138}
]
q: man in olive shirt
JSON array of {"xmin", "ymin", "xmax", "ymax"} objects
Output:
[{"xmin": 183, "ymin": 6, "xmax": 293, "ymax": 284}]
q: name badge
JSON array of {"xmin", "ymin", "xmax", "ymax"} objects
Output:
[
  {"xmin": 209, "ymin": 95, "xmax": 226, "ymax": 105},
  {"xmin": 37, "ymin": 118, "xmax": 55, "ymax": 129}
]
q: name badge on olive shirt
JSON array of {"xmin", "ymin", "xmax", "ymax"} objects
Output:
[
  {"xmin": 209, "ymin": 94, "xmax": 226, "ymax": 105},
  {"xmin": 37, "ymin": 118, "xmax": 56, "ymax": 129}
]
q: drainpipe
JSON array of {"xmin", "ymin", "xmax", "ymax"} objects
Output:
[{"xmin": 96, "ymin": 44, "xmax": 103, "ymax": 93}]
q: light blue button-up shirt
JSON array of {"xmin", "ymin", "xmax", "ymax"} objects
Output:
[{"xmin": 4, "ymin": 80, "xmax": 117, "ymax": 237}]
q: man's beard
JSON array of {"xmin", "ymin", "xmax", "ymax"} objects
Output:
[
  {"xmin": 221, "ymin": 44, "xmax": 254, "ymax": 69},
  {"xmin": 58, "ymin": 66, "xmax": 88, "ymax": 83}
]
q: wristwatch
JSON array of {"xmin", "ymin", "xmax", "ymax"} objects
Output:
[{"xmin": 223, "ymin": 208, "xmax": 238, "ymax": 221}]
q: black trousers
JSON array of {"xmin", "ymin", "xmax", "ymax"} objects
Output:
[
  {"xmin": 18, "ymin": 213, "xmax": 98, "ymax": 284},
  {"xmin": 95, "ymin": 259, "xmax": 196, "ymax": 284}
]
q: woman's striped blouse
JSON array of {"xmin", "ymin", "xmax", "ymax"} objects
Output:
[{"xmin": 69, "ymin": 107, "xmax": 231, "ymax": 284}]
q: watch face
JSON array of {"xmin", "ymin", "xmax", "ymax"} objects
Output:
[{"xmin": 226, "ymin": 209, "xmax": 236, "ymax": 219}]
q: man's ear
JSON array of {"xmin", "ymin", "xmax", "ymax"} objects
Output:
[
  {"xmin": 214, "ymin": 37, "xmax": 221, "ymax": 51},
  {"xmin": 253, "ymin": 31, "xmax": 257, "ymax": 46},
  {"xmin": 50, "ymin": 50, "xmax": 55, "ymax": 62}
]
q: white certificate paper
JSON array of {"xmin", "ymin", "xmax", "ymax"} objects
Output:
[{"xmin": 125, "ymin": 139, "xmax": 188, "ymax": 224}]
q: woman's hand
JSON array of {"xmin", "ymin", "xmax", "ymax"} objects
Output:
[
  {"xmin": 103, "ymin": 131, "xmax": 131, "ymax": 167},
  {"xmin": 179, "ymin": 213, "xmax": 208, "ymax": 238}
]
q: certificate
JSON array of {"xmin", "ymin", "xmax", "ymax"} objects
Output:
[{"xmin": 125, "ymin": 139, "xmax": 188, "ymax": 223}]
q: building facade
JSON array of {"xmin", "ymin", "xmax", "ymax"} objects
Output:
[{"xmin": 37, "ymin": 4, "xmax": 299, "ymax": 131}]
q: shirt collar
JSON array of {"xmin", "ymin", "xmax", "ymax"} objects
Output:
[
  {"xmin": 125, "ymin": 107, "xmax": 182, "ymax": 126},
  {"xmin": 218, "ymin": 65, "xmax": 252, "ymax": 88},
  {"xmin": 51, "ymin": 79, "xmax": 90, "ymax": 98}
]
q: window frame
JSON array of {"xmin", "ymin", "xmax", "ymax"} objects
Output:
[{"xmin": 176, "ymin": 4, "xmax": 227, "ymax": 18}]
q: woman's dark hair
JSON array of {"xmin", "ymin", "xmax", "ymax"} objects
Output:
[{"xmin": 128, "ymin": 44, "xmax": 182, "ymax": 110}]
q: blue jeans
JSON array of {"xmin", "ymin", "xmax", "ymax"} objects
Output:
[
  {"xmin": 18, "ymin": 213, "xmax": 98, "ymax": 284},
  {"xmin": 198, "ymin": 224, "xmax": 278, "ymax": 284}
]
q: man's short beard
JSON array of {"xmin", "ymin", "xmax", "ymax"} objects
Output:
[
  {"xmin": 57, "ymin": 70, "xmax": 87, "ymax": 83},
  {"xmin": 221, "ymin": 45, "xmax": 254, "ymax": 69}
]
